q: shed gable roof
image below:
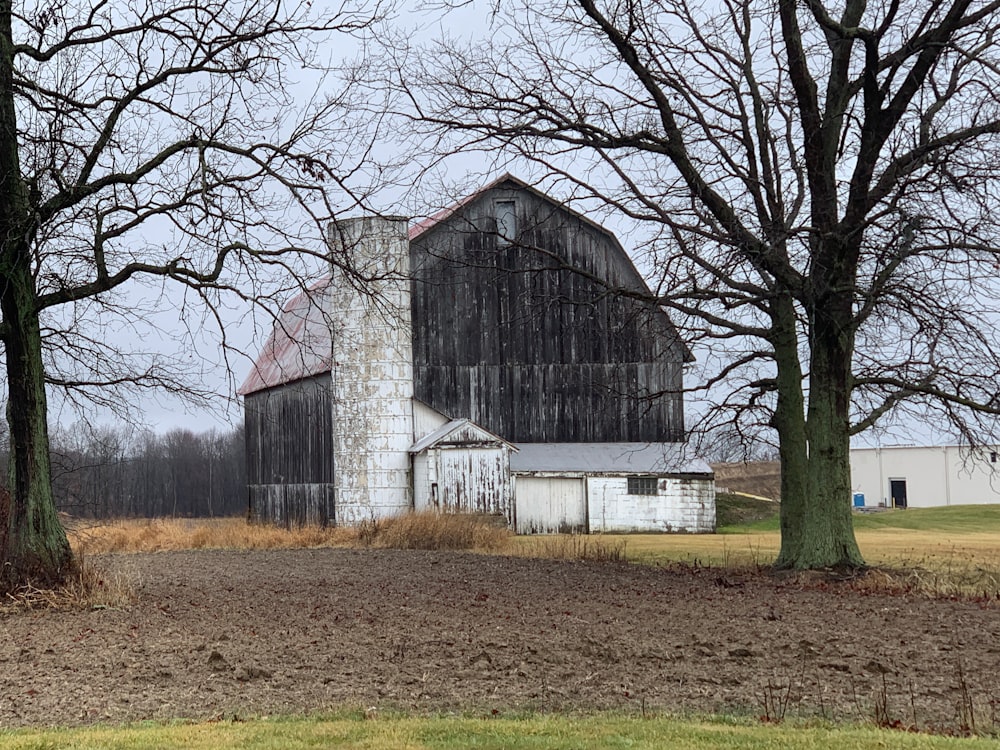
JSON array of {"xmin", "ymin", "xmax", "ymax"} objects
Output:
[
  {"xmin": 409, "ymin": 418, "xmax": 516, "ymax": 454},
  {"xmin": 511, "ymin": 443, "xmax": 712, "ymax": 475}
]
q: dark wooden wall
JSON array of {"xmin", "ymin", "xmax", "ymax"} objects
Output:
[
  {"xmin": 244, "ymin": 374, "xmax": 334, "ymax": 526},
  {"xmin": 411, "ymin": 182, "xmax": 687, "ymax": 443}
]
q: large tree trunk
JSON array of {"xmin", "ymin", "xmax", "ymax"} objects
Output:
[
  {"xmin": 0, "ymin": 1, "xmax": 72, "ymax": 589},
  {"xmin": 0, "ymin": 253, "xmax": 73, "ymax": 588},
  {"xmin": 775, "ymin": 281, "xmax": 864, "ymax": 570},
  {"xmin": 771, "ymin": 295, "xmax": 811, "ymax": 568}
]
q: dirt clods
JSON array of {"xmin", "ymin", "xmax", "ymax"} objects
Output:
[{"xmin": 0, "ymin": 548, "xmax": 998, "ymax": 730}]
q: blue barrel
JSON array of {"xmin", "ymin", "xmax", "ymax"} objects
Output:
[{"xmin": 852, "ymin": 493, "xmax": 865, "ymax": 508}]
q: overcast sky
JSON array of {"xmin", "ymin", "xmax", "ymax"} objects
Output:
[{"xmin": 48, "ymin": 1, "xmax": 965, "ymax": 452}]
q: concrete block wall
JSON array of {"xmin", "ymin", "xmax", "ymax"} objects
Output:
[
  {"xmin": 329, "ymin": 216, "xmax": 415, "ymax": 523},
  {"xmin": 586, "ymin": 476, "xmax": 715, "ymax": 533}
]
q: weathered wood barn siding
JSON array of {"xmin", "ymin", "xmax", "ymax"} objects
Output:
[
  {"xmin": 410, "ymin": 179, "xmax": 689, "ymax": 443},
  {"xmin": 244, "ymin": 374, "xmax": 334, "ymax": 526},
  {"xmin": 411, "ymin": 420, "xmax": 514, "ymax": 520}
]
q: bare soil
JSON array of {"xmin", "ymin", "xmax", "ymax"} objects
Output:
[{"xmin": 1, "ymin": 548, "xmax": 999, "ymax": 730}]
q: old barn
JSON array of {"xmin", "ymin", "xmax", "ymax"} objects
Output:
[{"xmin": 239, "ymin": 176, "xmax": 714, "ymax": 533}]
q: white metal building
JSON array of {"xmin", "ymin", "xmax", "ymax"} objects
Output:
[{"xmin": 850, "ymin": 446, "xmax": 1000, "ymax": 508}]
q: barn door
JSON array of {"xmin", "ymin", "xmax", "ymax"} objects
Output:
[
  {"xmin": 437, "ymin": 447, "xmax": 512, "ymax": 518},
  {"xmin": 514, "ymin": 477, "xmax": 587, "ymax": 534}
]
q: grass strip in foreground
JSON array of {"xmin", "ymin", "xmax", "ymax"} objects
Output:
[{"xmin": 1, "ymin": 713, "xmax": 997, "ymax": 749}]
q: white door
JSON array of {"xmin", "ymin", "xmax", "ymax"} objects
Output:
[{"xmin": 515, "ymin": 477, "xmax": 586, "ymax": 534}]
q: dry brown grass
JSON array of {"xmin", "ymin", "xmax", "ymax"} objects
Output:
[
  {"xmin": 68, "ymin": 512, "xmax": 511, "ymax": 556},
  {"xmin": 363, "ymin": 512, "xmax": 511, "ymax": 552},
  {"xmin": 520, "ymin": 534, "xmax": 628, "ymax": 563},
  {"xmin": 4, "ymin": 553, "xmax": 139, "ymax": 610},
  {"xmin": 69, "ymin": 517, "xmax": 357, "ymax": 555}
]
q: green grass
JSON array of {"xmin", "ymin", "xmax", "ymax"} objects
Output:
[
  {"xmin": 715, "ymin": 492, "xmax": 780, "ymax": 528},
  {"xmin": 718, "ymin": 502, "xmax": 1000, "ymax": 536},
  {"xmin": 849, "ymin": 504, "xmax": 1000, "ymax": 533},
  {"xmin": 2, "ymin": 713, "xmax": 997, "ymax": 750}
]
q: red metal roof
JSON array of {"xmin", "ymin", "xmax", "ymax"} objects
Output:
[
  {"xmin": 240, "ymin": 178, "xmax": 517, "ymax": 395},
  {"xmin": 237, "ymin": 276, "xmax": 333, "ymax": 395}
]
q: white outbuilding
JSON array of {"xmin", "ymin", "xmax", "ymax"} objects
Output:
[
  {"xmin": 850, "ymin": 445, "xmax": 1000, "ymax": 508},
  {"xmin": 512, "ymin": 443, "xmax": 714, "ymax": 533}
]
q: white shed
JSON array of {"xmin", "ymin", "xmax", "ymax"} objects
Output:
[
  {"xmin": 511, "ymin": 443, "xmax": 715, "ymax": 534},
  {"xmin": 850, "ymin": 445, "xmax": 1000, "ymax": 508},
  {"xmin": 410, "ymin": 419, "xmax": 516, "ymax": 521}
]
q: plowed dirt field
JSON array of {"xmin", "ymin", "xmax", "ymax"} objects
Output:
[{"xmin": 1, "ymin": 548, "xmax": 997, "ymax": 730}]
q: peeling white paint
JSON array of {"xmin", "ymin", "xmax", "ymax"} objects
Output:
[
  {"xmin": 411, "ymin": 420, "xmax": 514, "ymax": 521},
  {"xmin": 329, "ymin": 216, "xmax": 414, "ymax": 523},
  {"xmin": 514, "ymin": 476, "xmax": 587, "ymax": 534},
  {"xmin": 586, "ymin": 476, "xmax": 715, "ymax": 533},
  {"xmin": 512, "ymin": 472, "xmax": 715, "ymax": 533}
]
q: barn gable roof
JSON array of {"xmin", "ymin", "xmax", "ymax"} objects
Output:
[
  {"xmin": 407, "ymin": 173, "xmax": 619, "ymax": 245},
  {"xmin": 238, "ymin": 277, "xmax": 333, "ymax": 395},
  {"xmin": 239, "ymin": 175, "xmax": 691, "ymax": 396}
]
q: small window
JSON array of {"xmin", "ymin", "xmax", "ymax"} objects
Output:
[
  {"xmin": 991, "ymin": 451, "xmax": 997, "ymax": 464},
  {"xmin": 627, "ymin": 476, "xmax": 658, "ymax": 495},
  {"xmin": 495, "ymin": 200, "xmax": 516, "ymax": 246}
]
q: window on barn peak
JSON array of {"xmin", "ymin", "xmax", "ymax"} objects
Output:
[{"xmin": 495, "ymin": 200, "xmax": 516, "ymax": 246}]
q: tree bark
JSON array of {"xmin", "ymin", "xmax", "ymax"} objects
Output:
[
  {"xmin": 776, "ymin": 265, "xmax": 864, "ymax": 570},
  {"xmin": 770, "ymin": 295, "xmax": 812, "ymax": 568},
  {"xmin": 0, "ymin": 0, "xmax": 72, "ymax": 588},
  {"xmin": 0, "ymin": 259, "xmax": 73, "ymax": 587}
]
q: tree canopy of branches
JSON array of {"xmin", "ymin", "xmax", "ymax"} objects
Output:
[
  {"xmin": 385, "ymin": 0, "xmax": 1000, "ymax": 569},
  {"xmin": 0, "ymin": 0, "xmax": 384, "ymax": 589}
]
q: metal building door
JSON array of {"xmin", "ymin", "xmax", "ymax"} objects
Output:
[{"xmin": 890, "ymin": 479, "xmax": 908, "ymax": 509}]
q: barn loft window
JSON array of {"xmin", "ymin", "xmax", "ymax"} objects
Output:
[
  {"xmin": 627, "ymin": 476, "xmax": 658, "ymax": 495},
  {"xmin": 495, "ymin": 200, "xmax": 516, "ymax": 246}
]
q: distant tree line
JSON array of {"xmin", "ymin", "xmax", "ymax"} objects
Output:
[{"xmin": 0, "ymin": 423, "xmax": 247, "ymax": 518}]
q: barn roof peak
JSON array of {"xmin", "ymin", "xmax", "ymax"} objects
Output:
[{"xmin": 407, "ymin": 173, "xmax": 619, "ymax": 245}]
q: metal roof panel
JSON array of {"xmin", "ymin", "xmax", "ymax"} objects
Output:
[
  {"xmin": 237, "ymin": 276, "xmax": 333, "ymax": 395},
  {"xmin": 510, "ymin": 443, "xmax": 712, "ymax": 475}
]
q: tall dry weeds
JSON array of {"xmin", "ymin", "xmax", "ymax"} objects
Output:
[
  {"xmin": 68, "ymin": 512, "xmax": 511, "ymax": 556},
  {"xmin": 366, "ymin": 511, "xmax": 511, "ymax": 552},
  {"xmin": 69, "ymin": 517, "xmax": 356, "ymax": 555},
  {"xmin": 4, "ymin": 553, "xmax": 139, "ymax": 610},
  {"xmin": 528, "ymin": 534, "xmax": 628, "ymax": 563}
]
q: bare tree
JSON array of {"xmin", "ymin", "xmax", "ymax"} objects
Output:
[
  {"xmin": 380, "ymin": 0, "xmax": 1000, "ymax": 569},
  {"xmin": 0, "ymin": 0, "xmax": 387, "ymax": 589}
]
